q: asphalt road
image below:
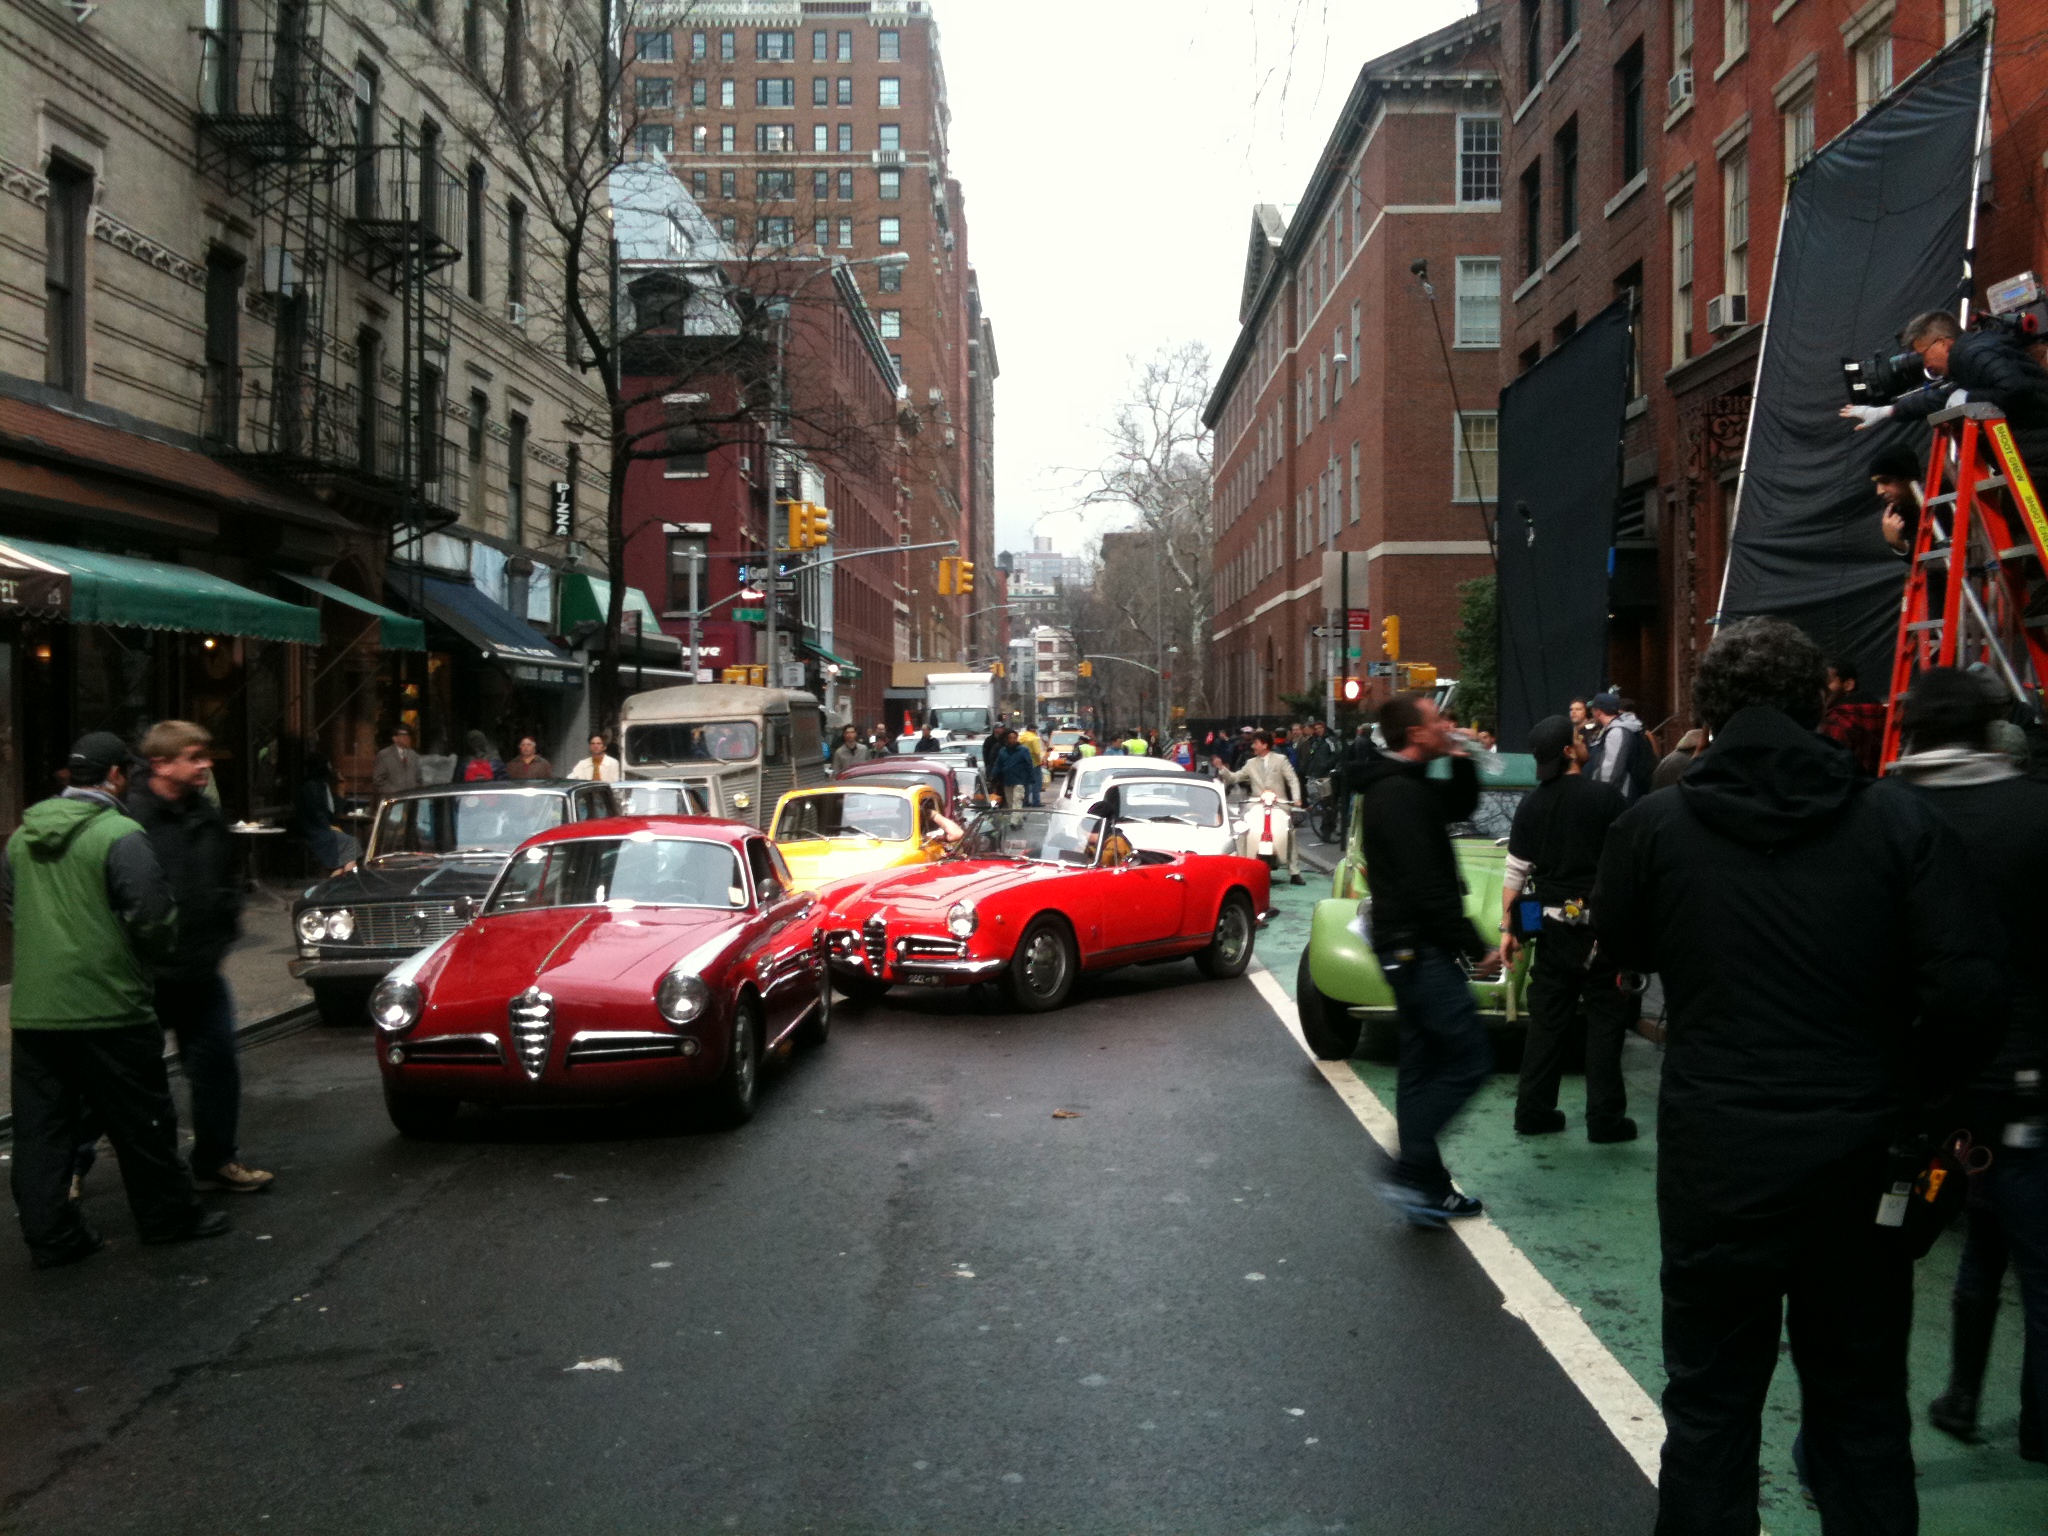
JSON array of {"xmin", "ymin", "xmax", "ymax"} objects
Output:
[{"xmin": 1, "ymin": 954, "xmax": 1654, "ymax": 1535}]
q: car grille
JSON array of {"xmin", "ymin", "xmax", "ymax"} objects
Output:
[
  {"xmin": 401, "ymin": 1034, "xmax": 504, "ymax": 1066},
  {"xmin": 897, "ymin": 934, "xmax": 966, "ymax": 959},
  {"xmin": 352, "ymin": 902, "xmax": 469, "ymax": 951},
  {"xmin": 508, "ymin": 988, "xmax": 554, "ymax": 1079},
  {"xmin": 864, "ymin": 916, "xmax": 887, "ymax": 973},
  {"xmin": 566, "ymin": 1032, "xmax": 684, "ymax": 1066}
]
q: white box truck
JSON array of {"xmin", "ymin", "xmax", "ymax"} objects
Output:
[{"xmin": 917, "ymin": 672, "xmax": 999, "ymax": 750}]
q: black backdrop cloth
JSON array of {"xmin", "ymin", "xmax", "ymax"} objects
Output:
[
  {"xmin": 1496, "ymin": 301, "xmax": 1634, "ymax": 749},
  {"xmin": 1718, "ymin": 25, "xmax": 1986, "ymax": 687}
]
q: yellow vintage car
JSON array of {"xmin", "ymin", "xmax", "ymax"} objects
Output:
[{"xmin": 769, "ymin": 783, "xmax": 952, "ymax": 892}]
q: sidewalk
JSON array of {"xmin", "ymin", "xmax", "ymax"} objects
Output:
[{"xmin": 0, "ymin": 880, "xmax": 314, "ymax": 1114}]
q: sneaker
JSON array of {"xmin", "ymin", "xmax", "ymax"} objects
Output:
[
  {"xmin": 142, "ymin": 1210, "xmax": 232, "ymax": 1245},
  {"xmin": 1289, "ymin": 873, "xmax": 1307, "ymax": 886},
  {"xmin": 1515, "ymin": 1108, "xmax": 1567, "ymax": 1135},
  {"xmin": 1587, "ymin": 1118, "xmax": 1640, "ymax": 1144},
  {"xmin": 1377, "ymin": 1182, "xmax": 1484, "ymax": 1227},
  {"xmin": 31, "ymin": 1226, "xmax": 104, "ymax": 1270},
  {"xmin": 1928, "ymin": 1388, "xmax": 1979, "ymax": 1442},
  {"xmin": 195, "ymin": 1162, "xmax": 274, "ymax": 1194}
]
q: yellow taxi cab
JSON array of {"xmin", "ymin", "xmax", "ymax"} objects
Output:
[
  {"xmin": 1045, "ymin": 730, "xmax": 1084, "ymax": 775},
  {"xmin": 769, "ymin": 783, "xmax": 954, "ymax": 892}
]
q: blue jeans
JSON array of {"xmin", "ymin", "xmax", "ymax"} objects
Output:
[
  {"xmin": 1025, "ymin": 769, "xmax": 1042, "ymax": 807},
  {"xmin": 1954, "ymin": 1140, "xmax": 2048, "ymax": 1445},
  {"xmin": 156, "ymin": 974, "xmax": 240, "ymax": 1175},
  {"xmin": 1380, "ymin": 943, "xmax": 1493, "ymax": 1195}
]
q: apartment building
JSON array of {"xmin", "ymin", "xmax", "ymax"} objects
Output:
[
  {"xmin": 0, "ymin": 0, "xmax": 611, "ymax": 823},
  {"xmin": 624, "ymin": 0, "xmax": 988, "ymax": 669},
  {"xmin": 1205, "ymin": 9, "xmax": 1505, "ymax": 715}
]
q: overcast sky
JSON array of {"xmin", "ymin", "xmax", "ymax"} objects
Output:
[{"xmin": 938, "ymin": 0, "xmax": 1478, "ymax": 562}]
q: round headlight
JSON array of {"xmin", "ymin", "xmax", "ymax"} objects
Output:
[
  {"xmin": 946, "ymin": 900, "xmax": 978, "ymax": 938},
  {"xmin": 296, "ymin": 909, "xmax": 328, "ymax": 944},
  {"xmin": 326, "ymin": 908, "xmax": 355, "ymax": 941},
  {"xmin": 656, "ymin": 970, "xmax": 711, "ymax": 1024},
  {"xmin": 732, "ymin": 791, "xmax": 753, "ymax": 811},
  {"xmin": 369, "ymin": 978, "xmax": 421, "ymax": 1034}
]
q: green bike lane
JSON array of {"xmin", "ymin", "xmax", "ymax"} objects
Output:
[{"xmin": 1253, "ymin": 873, "xmax": 2043, "ymax": 1535}]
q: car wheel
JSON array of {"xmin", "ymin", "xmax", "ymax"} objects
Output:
[
  {"xmin": 796, "ymin": 965, "xmax": 832, "ymax": 1047},
  {"xmin": 1003, "ymin": 917, "xmax": 1077, "ymax": 1012},
  {"xmin": 1195, "ymin": 892, "xmax": 1257, "ymax": 979},
  {"xmin": 704, "ymin": 997, "xmax": 761, "ymax": 1127},
  {"xmin": 1296, "ymin": 948, "xmax": 1363, "ymax": 1060},
  {"xmin": 313, "ymin": 983, "xmax": 372, "ymax": 1029},
  {"xmin": 384, "ymin": 1085, "xmax": 459, "ymax": 1140}
]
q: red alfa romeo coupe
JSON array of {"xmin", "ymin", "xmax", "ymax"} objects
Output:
[
  {"xmin": 813, "ymin": 805, "xmax": 1271, "ymax": 1012},
  {"xmin": 368, "ymin": 817, "xmax": 828, "ymax": 1136}
]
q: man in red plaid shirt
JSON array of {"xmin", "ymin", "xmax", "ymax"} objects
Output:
[{"xmin": 1817, "ymin": 658, "xmax": 1887, "ymax": 776}]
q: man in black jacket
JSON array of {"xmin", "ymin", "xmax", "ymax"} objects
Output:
[
  {"xmin": 1354, "ymin": 693, "xmax": 1497, "ymax": 1226},
  {"xmin": 1843, "ymin": 310, "xmax": 2048, "ymax": 473},
  {"xmin": 1887, "ymin": 668, "xmax": 2048, "ymax": 1461},
  {"xmin": 1500, "ymin": 715, "xmax": 1634, "ymax": 1141},
  {"xmin": 1593, "ymin": 618, "xmax": 2009, "ymax": 1536},
  {"xmin": 126, "ymin": 722, "xmax": 271, "ymax": 1194}
]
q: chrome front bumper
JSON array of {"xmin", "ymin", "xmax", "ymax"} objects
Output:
[{"xmin": 289, "ymin": 955, "xmax": 405, "ymax": 982}]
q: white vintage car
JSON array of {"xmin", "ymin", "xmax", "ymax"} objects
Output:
[
  {"xmin": 1075, "ymin": 773, "xmax": 1236, "ymax": 858},
  {"xmin": 1054, "ymin": 755, "xmax": 1188, "ymax": 811}
]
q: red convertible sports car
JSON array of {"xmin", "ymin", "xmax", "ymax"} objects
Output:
[
  {"xmin": 814, "ymin": 806, "xmax": 1271, "ymax": 1012},
  {"xmin": 368, "ymin": 816, "xmax": 828, "ymax": 1136}
]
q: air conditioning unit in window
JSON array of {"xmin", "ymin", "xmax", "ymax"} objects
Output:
[
  {"xmin": 873, "ymin": 149, "xmax": 903, "ymax": 167},
  {"xmin": 1707, "ymin": 292, "xmax": 1748, "ymax": 333},
  {"xmin": 1667, "ymin": 67, "xmax": 1694, "ymax": 110},
  {"xmin": 505, "ymin": 301, "xmax": 529, "ymax": 326}
]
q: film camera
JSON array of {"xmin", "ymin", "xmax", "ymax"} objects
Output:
[{"xmin": 1842, "ymin": 272, "xmax": 2048, "ymax": 406}]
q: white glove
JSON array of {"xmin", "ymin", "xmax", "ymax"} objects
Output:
[
  {"xmin": 1840, "ymin": 404, "xmax": 1896, "ymax": 429},
  {"xmin": 1946, "ymin": 387, "xmax": 1970, "ymax": 408}
]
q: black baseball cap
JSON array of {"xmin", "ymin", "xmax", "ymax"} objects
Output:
[
  {"xmin": 1528, "ymin": 715, "xmax": 1575, "ymax": 781},
  {"xmin": 68, "ymin": 731, "xmax": 134, "ymax": 786}
]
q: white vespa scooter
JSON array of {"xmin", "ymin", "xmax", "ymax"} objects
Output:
[{"xmin": 1232, "ymin": 788, "xmax": 1302, "ymax": 872}]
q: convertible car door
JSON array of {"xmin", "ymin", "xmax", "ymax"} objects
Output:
[
  {"xmin": 1092, "ymin": 844, "xmax": 1187, "ymax": 954},
  {"xmin": 745, "ymin": 837, "xmax": 814, "ymax": 1036}
]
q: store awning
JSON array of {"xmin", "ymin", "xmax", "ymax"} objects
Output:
[
  {"xmin": 276, "ymin": 571, "xmax": 426, "ymax": 651},
  {"xmin": 560, "ymin": 572, "xmax": 665, "ymax": 634},
  {"xmin": 0, "ymin": 535, "xmax": 321, "ymax": 643},
  {"xmin": 0, "ymin": 539, "xmax": 72, "ymax": 620},
  {"xmin": 799, "ymin": 636, "xmax": 862, "ymax": 680},
  {"xmin": 402, "ymin": 573, "xmax": 581, "ymax": 687}
]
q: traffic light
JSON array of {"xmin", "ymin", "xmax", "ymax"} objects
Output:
[
  {"xmin": 1337, "ymin": 675, "xmax": 1364, "ymax": 703},
  {"xmin": 783, "ymin": 498, "xmax": 803, "ymax": 551},
  {"xmin": 1078, "ymin": 659, "xmax": 1093, "ymax": 678},
  {"xmin": 956, "ymin": 559, "xmax": 974, "ymax": 595},
  {"xmin": 801, "ymin": 501, "xmax": 831, "ymax": 549},
  {"xmin": 990, "ymin": 659, "xmax": 1005, "ymax": 678},
  {"xmin": 1380, "ymin": 614, "xmax": 1401, "ymax": 661},
  {"xmin": 1398, "ymin": 662, "xmax": 1438, "ymax": 691},
  {"xmin": 937, "ymin": 556, "xmax": 956, "ymax": 595}
]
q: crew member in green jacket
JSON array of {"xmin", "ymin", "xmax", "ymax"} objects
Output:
[{"xmin": 5, "ymin": 732, "xmax": 227, "ymax": 1267}]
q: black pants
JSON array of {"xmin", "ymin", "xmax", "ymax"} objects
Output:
[
  {"xmin": 1657, "ymin": 1192, "xmax": 1916, "ymax": 1536},
  {"xmin": 10, "ymin": 1025, "xmax": 201, "ymax": 1259},
  {"xmin": 1517, "ymin": 922, "xmax": 1632, "ymax": 1131},
  {"xmin": 158, "ymin": 973, "xmax": 240, "ymax": 1175}
]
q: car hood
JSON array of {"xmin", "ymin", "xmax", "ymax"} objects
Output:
[
  {"xmin": 820, "ymin": 857, "xmax": 1071, "ymax": 921},
  {"xmin": 422, "ymin": 905, "xmax": 744, "ymax": 1022},
  {"xmin": 778, "ymin": 836, "xmax": 925, "ymax": 891},
  {"xmin": 301, "ymin": 855, "xmax": 507, "ymax": 907}
]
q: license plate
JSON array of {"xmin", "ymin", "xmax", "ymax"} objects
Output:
[{"xmin": 907, "ymin": 973, "xmax": 943, "ymax": 986}]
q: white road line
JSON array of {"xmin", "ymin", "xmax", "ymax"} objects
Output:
[{"xmin": 1247, "ymin": 961, "xmax": 1666, "ymax": 1485}]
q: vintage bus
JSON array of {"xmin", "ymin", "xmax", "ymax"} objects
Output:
[{"xmin": 617, "ymin": 684, "xmax": 827, "ymax": 826}]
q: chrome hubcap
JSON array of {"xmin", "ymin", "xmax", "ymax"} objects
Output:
[
  {"xmin": 1216, "ymin": 904, "xmax": 1251, "ymax": 966},
  {"xmin": 1021, "ymin": 930, "xmax": 1066, "ymax": 995}
]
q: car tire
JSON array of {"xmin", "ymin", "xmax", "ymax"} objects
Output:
[
  {"xmin": 1003, "ymin": 917, "xmax": 1077, "ymax": 1013},
  {"xmin": 313, "ymin": 983, "xmax": 372, "ymax": 1029},
  {"xmin": 1195, "ymin": 892, "xmax": 1257, "ymax": 980},
  {"xmin": 1296, "ymin": 948, "xmax": 1363, "ymax": 1060},
  {"xmin": 704, "ymin": 997, "xmax": 761, "ymax": 1127},
  {"xmin": 384, "ymin": 1086, "xmax": 459, "ymax": 1140},
  {"xmin": 796, "ymin": 965, "xmax": 832, "ymax": 1048}
]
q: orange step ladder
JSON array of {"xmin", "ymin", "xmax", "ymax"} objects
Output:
[{"xmin": 1882, "ymin": 404, "xmax": 2048, "ymax": 770}]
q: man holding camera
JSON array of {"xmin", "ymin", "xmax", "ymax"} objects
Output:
[{"xmin": 1842, "ymin": 310, "xmax": 2048, "ymax": 474}]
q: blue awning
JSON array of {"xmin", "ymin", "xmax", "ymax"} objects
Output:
[{"xmin": 396, "ymin": 573, "xmax": 581, "ymax": 687}]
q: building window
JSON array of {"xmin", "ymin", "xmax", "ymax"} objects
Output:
[
  {"xmin": 1783, "ymin": 89, "xmax": 1815, "ymax": 176},
  {"xmin": 813, "ymin": 168, "xmax": 830, "ymax": 198},
  {"xmin": 879, "ymin": 77, "xmax": 901, "ymax": 108},
  {"xmin": 760, "ymin": 216, "xmax": 793, "ymax": 247},
  {"xmin": 506, "ymin": 412, "xmax": 528, "ymax": 542},
  {"xmin": 878, "ymin": 217, "xmax": 901, "ymax": 246},
  {"xmin": 1619, "ymin": 44, "xmax": 1645, "ymax": 181},
  {"xmin": 879, "ymin": 124, "xmax": 901, "ymax": 151},
  {"xmin": 1459, "ymin": 116, "xmax": 1501, "ymax": 204},
  {"xmin": 1724, "ymin": 0, "xmax": 1747, "ymax": 61},
  {"xmin": 720, "ymin": 79, "xmax": 736, "ymax": 108},
  {"xmin": 465, "ymin": 161, "xmax": 486, "ymax": 301},
  {"xmin": 506, "ymin": 197, "xmax": 526, "ymax": 305},
  {"xmin": 1854, "ymin": 28, "xmax": 1893, "ymax": 114},
  {"xmin": 636, "ymin": 29, "xmax": 672, "ymax": 62},
  {"xmin": 1455, "ymin": 257, "xmax": 1502, "ymax": 347},
  {"xmin": 814, "ymin": 217, "xmax": 830, "ymax": 247},
  {"xmin": 668, "ymin": 531, "xmax": 710, "ymax": 609},
  {"xmin": 462, "ymin": 0, "xmax": 483, "ymax": 68},
  {"xmin": 719, "ymin": 216, "xmax": 737, "ymax": 241},
  {"xmin": 837, "ymin": 124, "xmax": 854, "ymax": 153},
  {"xmin": 200, "ymin": 0, "xmax": 238, "ymax": 116},
  {"xmin": 878, "ymin": 169, "xmax": 901, "ymax": 200},
  {"xmin": 466, "ymin": 389, "xmax": 488, "ymax": 508},
  {"xmin": 879, "ymin": 309, "xmax": 902, "ymax": 338},
  {"xmin": 757, "ymin": 29, "xmax": 794, "ymax": 61},
  {"xmin": 502, "ymin": 0, "xmax": 526, "ymax": 106},
  {"xmin": 203, "ymin": 247, "xmax": 244, "ymax": 445},
  {"xmin": 636, "ymin": 125, "xmax": 673, "ymax": 153},
  {"xmin": 812, "ymin": 29, "xmax": 828, "ymax": 61},
  {"xmin": 637, "ymin": 76, "xmax": 673, "ymax": 109},
  {"xmin": 692, "ymin": 124, "xmax": 707, "ymax": 153},
  {"xmin": 756, "ymin": 77, "xmax": 795, "ymax": 108},
  {"xmin": 1616, "ymin": 264, "xmax": 1645, "ymax": 396},
  {"xmin": 1561, "ymin": 0, "xmax": 1578, "ymax": 40},
  {"xmin": 1522, "ymin": 160, "xmax": 1543, "ymax": 275},
  {"xmin": 720, "ymin": 124, "xmax": 735, "ymax": 153},
  {"xmin": 691, "ymin": 78, "xmax": 707, "ymax": 107},
  {"xmin": 813, "ymin": 124, "xmax": 829, "ymax": 152},
  {"xmin": 757, "ymin": 169, "xmax": 794, "ymax": 200},
  {"xmin": 1947, "ymin": 0, "xmax": 1993, "ymax": 39},
  {"xmin": 837, "ymin": 30, "xmax": 853, "ymax": 61},
  {"xmin": 879, "ymin": 29, "xmax": 901, "ymax": 61},
  {"xmin": 1454, "ymin": 411, "xmax": 1499, "ymax": 502},
  {"xmin": 1350, "ymin": 443, "xmax": 1361, "ymax": 524},
  {"xmin": 1722, "ymin": 147, "xmax": 1748, "ymax": 298},
  {"xmin": 837, "ymin": 168, "xmax": 854, "ymax": 198},
  {"xmin": 1556, "ymin": 119, "xmax": 1579, "ymax": 243},
  {"xmin": 1671, "ymin": 193, "xmax": 1695, "ymax": 363},
  {"xmin": 356, "ymin": 326, "xmax": 381, "ymax": 473},
  {"xmin": 719, "ymin": 31, "xmax": 735, "ymax": 62},
  {"xmin": 755, "ymin": 124, "xmax": 795, "ymax": 152},
  {"xmin": 879, "ymin": 261, "xmax": 902, "ymax": 292},
  {"xmin": 1522, "ymin": 0, "xmax": 1543, "ymax": 95},
  {"xmin": 692, "ymin": 169, "xmax": 707, "ymax": 198},
  {"xmin": 813, "ymin": 76, "xmax": 829, "ymax": 106},
  {"xmin": 690, "ymin": 30, "xmax": 706, "ymax": 61},
  {"xmin": 1351, "ymin": 298, "xmax": 1362, "ymax": 382},
  {"xmin": 720, "ymin": 169, "xmax": 736, "ymax": 198},
  {"xmin": 418, "ymin": 361, "xmax": 444, "ymax": 484},
  {"xmin": 837, "ymin": 77, "xmax": 853, "ymax": 106}
]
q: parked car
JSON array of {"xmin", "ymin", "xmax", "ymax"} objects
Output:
[
  {"xmin": 836, "ymin": 753, "xmax": 988, "ymax": 820},
  {"xmin": 813, "ymin": 805, "xmax": 1270, "ymax": 1013},
  {"xmin": 1044, "ymin": 731, "xmax": 1084, "ymax": 776},
  {"xmin": 770, "ymin": 782, "xmax": 951, "ymax": 892},
  {"xmin": 370, "ymin": 815, "xmax": 829, "ymax": 1136},
  {"xmin": 291, "ymin": 781, "xmax": 623, "ymax": 1027},
  {"xmin": 1084, "ymin": 775, "xmax": 1236, "ymax": 858},
  {"xmin": 1296, "ymin": 752, "xmax": 1538, "ymax": 1061},
  {"xmin": 1053, "ymin": 754, "xmax": 1187, "ymax": 809}
]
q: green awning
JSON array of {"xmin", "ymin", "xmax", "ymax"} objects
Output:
[
  {"xmin": 560, "ymin": 572, "xmax": 663, "ymax": 632},
  {"xmin": 799, "ymin": 637, "xmax": 861, "ymax": 680},
  {"xmin": 0, "ymin": 535, "xmax": 321, "ymax": 644},
  {"xmin": 275, "ymin": 571, "xmax": 426, "ymax": 650}
]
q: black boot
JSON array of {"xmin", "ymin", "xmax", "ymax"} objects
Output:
[{"xmin": 1928, "ymin": 1292, "xmax": 1999, "ymax": 1441}]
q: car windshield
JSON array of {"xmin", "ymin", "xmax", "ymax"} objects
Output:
[
  {"xmin": 1050, "ymin": 732, "xmax": 1081, "ymax": 748},
  {"xmin": 958, "ymin": 808, "xmax": 1105, "ymax": 866},
  {"xmin": 486, "ymin": 835, "xmax": 747, "ymax": 913},
  {"xmin": 929, "ymin": 707, "xmax": 989, "ymax": 734},
  {"xmin": 1116, "ymin": 781, "xmax": 1223, "ymax": 828},
  {"xmin": 614, "ymin": 782, "xmax": 711, "ymax": 817},
  {"xmin": 1451, "ymin": 787, "xmax": 1530, "ymax": 842},
  {"xmin": 371, "ymin": 790, "xmax": 565, "ymax": 858},
  {"xmin": 624, "ymin": 719, "xmax": 759, "ymax": 765},
  {"xmin": 775, "ymin": 790, "xmax": 913, "ymax": 843}
]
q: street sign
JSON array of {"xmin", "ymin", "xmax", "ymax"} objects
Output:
[
  {"xmin": 775, "ymin": 578, "xmax": 797, "ymax": 594},
  {"xmin": 1346, "ymin": 608, "xmax": 1371, "ymax": 631},
  {"xmin": 1310, "ymin": 625, "xmax": 1336, "ymax": 638},
  {"xmin": 1367, "ymin": 661, "xmax": 1395, "ymax": 677},
  {"xmin": 732, "ymin": 607, "xmax": 766, "ymax": 622}
]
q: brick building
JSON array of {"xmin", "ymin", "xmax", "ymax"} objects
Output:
[
  {"xmin": 1205, "ymin": 9, "xmax": 1505, "ymax": 715},
  {"xmin": 625, "ymin": 0, "xmax": 989, "ymax": 672}
]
